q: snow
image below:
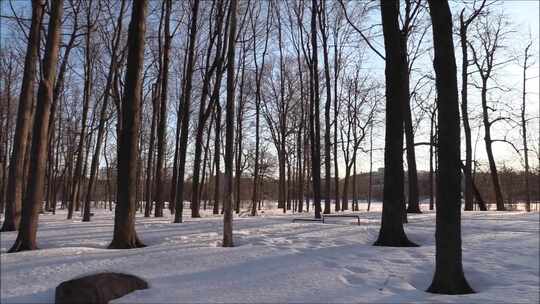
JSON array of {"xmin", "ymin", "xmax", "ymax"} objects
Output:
[{"xmin": 1, "ymin": 204, "xmax": 539, "ymax": 303}]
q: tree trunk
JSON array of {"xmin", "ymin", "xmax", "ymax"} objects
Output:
[
  {"xmin": 108, "ymin": 0, "xmax": 147, "ymax": 249},
  {"xmin": 223, "ymin": 0, "xmax": 238, "ymax": 247},
  {"xmin": 310, "ymin": 0, "xmax": 322, "ymax": 219},
  {"xmin": 426, "ymin": 0, "xmax": 473, "ymax": 294},
  {"xmin": 521, "ymin": 42, "xmax": 532, "ymax": 212},
  {"xmin": 2, "ymin": 1, "xmax": 43, "ymax": 232},
  {"xmin": 367, "ymin": 124, "xmax": 373, "ymax": 211},
  {"xmin": 481, "ymin": 83, "xmax": 505, "ymax": 211},
  {"xmin": 234, "ymin": 50, "xmax": 246, "ymax": 214},
  {"xmin": 9, "ymin": 0, "xmax": 63, "ymax": 252},
  {"xmin": 333, "ymin": 39, "xmax": 340, "ymax": 213},
  {"xmin": 460, "ymin": 17, "xmax": 474, "ymax": 212},
  {"xmin": 374, "ymin": 0, "xmax": 416, "ymax": 247},
  {"xmin": 404, "ymin": 91, "xmax": 420, "ymax": 214},
  {"xmin": 213, "ymin": 104, "xmax": 221, "ymax": 215}
]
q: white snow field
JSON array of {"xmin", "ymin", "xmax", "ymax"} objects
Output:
[{"xmin": 1, "ymin": 205, "xmax": 538, "ymax": 303}]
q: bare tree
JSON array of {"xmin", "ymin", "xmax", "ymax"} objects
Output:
[
  {"xmin": 108, "ymin": 0, "xmax": 148, "ymax": 249},
  {"xmin": 9, "ymin": 0, "xmax": 63, "ymax": 252},
  {"xmin": 373, "ymin": 0, "xmax": 417, "ymax": 247},
  {"xmin": 223, "ymin": 0, "xmax": 238, "ymax": 247},
  {"xmin": 520, "ymin": 40, "xmax": 534, "ymax": 212},
  {"xmin": 426, "ymin": 0, "xmax": 473, "ymax": 294},
  {"xmin": 1, "ymin": 1, "xmax": 44, "ymax": 232},
  {"xmin": 469, "ymin": 12, "xmax": 511, "ymax": 211},
  {"xmin": 310, "ymin": 0, "xmax": 322, "ymax": 219}
]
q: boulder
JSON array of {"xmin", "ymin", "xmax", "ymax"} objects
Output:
[{"xmin": 55, "ymin": 272, "xmax": 148, "ymax": 304}]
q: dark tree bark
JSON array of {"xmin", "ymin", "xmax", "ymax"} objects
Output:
[
  {"xmin": 426, "ymin": 0, "xmax": 473, "ymax": 294},
  {"xmin": 2, "ymin": 1, "xmax": 43, "ymax": 232},
  {"xmin": 174, "ymin": 0, "xmax": 200, "ymax": 224},
  {"xmin": 223, "ymin": 0, "xmax": 238, "ymax": 247},
  {"xmin": 401, "ymin": 0, "xmax": 421, "ymax": 215},
  {"xmin": 429, "ymin": 107, "xmax": 436, "ymax": 210},
  {"xmin": 332, "ymin": 24, "xmax": 341, "ymax": 213},
  {"xmin": 9, "ymin": 0, "xmax": 63, "ymax": 252},
  {"xmin": 310, "ymin": 0, "xmax": 322, "ymax": 219},
  {"xmin": 374, "ymin": 0, "xmax": 417, "ymax": 247},
  {"xmin": 234, "ymin": 48, "xmax": 246, "ymax": 214},
  {"xmin": 170, "ymin": 51, "xmax": 189, "ymax": 214},
  {"xmin": 108, "ymin": 0, "xmax": 148, "ymax": 249},
  {"xmin": 213, "ymin": 104, "xmax": 222, "ymax": 215}
]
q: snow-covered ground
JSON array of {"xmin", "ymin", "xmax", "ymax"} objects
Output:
[{"xmin": 1, "ymin": 205, "xmax": 538, "ymax": 303}]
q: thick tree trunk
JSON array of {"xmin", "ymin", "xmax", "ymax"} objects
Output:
[
  {"xmin": 374, "ymin": 0, "xmax": 416, "ymax": 247},
  {"xmin": 2, "ymin": 2, "xmax": 43, "ymax": 232},
  {"xmin": 108, "ymin": 0, "xmax": 147, "ymax": 249},
  {"xmin": 9, "ymin": 0, "xmax": 63, "ymax": 252},
  {"xmin": 426, "ymin": 0, "xmax": 473, "ymax": 294},
  {"xmin": 223, "ymin": 0, "xmax": 237, "ymax": 247}
]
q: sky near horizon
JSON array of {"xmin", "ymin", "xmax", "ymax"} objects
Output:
[{"xmin": 0, "ymin": 0, "xmax": 538, "ymax": 176}]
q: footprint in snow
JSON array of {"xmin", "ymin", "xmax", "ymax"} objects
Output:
[
  {"xmin": 344, "ymin": 266, "xmax": 371, "ymax": 274},
  {"xmin": 340, "ymin": 274, "xmax": 364, "ymax": 286}
]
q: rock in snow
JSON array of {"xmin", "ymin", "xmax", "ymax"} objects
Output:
[{"xmin": 55, "ymin": 272, "xmax": 148, "ymax": 304}]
